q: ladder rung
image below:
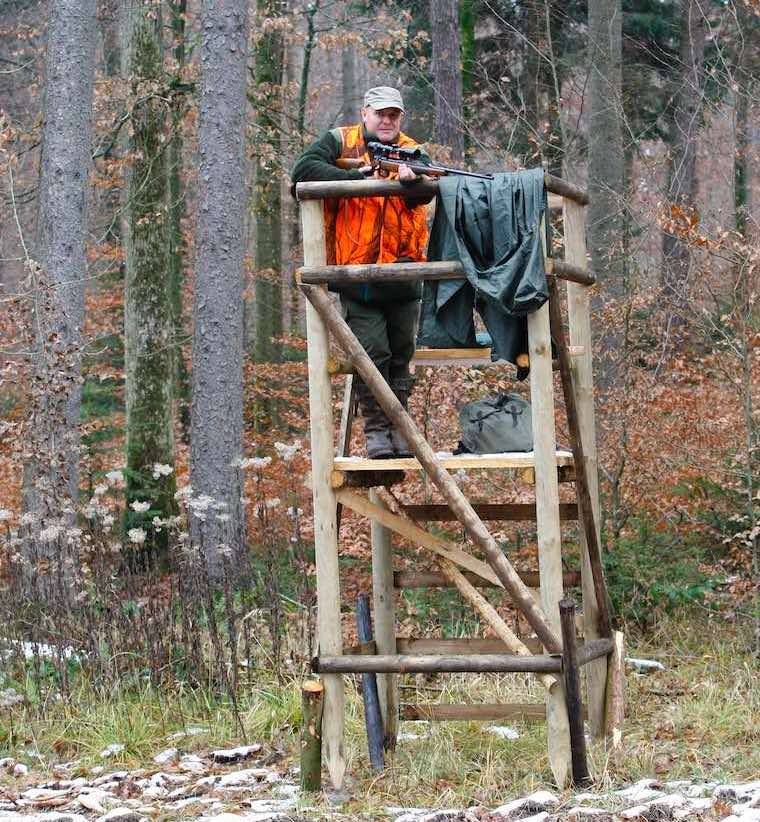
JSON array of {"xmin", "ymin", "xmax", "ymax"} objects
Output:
[
  {"xmin": 312, "ymin": 653, "xmax": 561, "ymax": 675},
  {"xmin": 401, "ymin": 703, "xmax": 548, "ymax": 722}
]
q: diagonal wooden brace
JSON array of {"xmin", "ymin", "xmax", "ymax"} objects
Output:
[
  {"xmin": 301, "ymin": 283, "xmax": 562, "ymax": 653},
  {"xmin": 336, "ymin": 489, "xmax": 503, "ymax": 587}
]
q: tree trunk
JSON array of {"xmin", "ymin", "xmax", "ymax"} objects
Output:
[
  {"xmin": 167, "ymin": 0, "xmax": 191, "ymax": 441},
  {"xmin": 661, "ymin": 0, "xmax": 706, "ymax": 300},
  {"xmin": 587, "ymin": 0, "xmax": 625, "ymax": 294},
  {"xmin": 253, "ymin": 0, "xmax": 284, "ymax": 365},
  {"xmin": 430, "ymin": 0, "xmax": 464, "ymax": 162},
  {"xmin": 122, "ymin": 0, "xmax": 177, "ymax": 559},
  {"xmin": 24, "ymin": 0, "xmax": 96, "ymax": 590},
  {"xmin": 191, "ymin": 0, "xmax": 250, "ymax": 578},
  {"xmin": 341, "ymin": 45, "xmax": 362, "ymax": 121}
]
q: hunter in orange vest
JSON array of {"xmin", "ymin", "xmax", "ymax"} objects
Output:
[{"xmin": 292, "ymin": 86, "xmax": 433, "ymax": 459}]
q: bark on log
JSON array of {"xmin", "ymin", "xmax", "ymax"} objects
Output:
[
  {"xmin": 295, "ymin": 174, "xmax": 589, "ymax": 204},
  {"xmin": 300, "ymin": 680, "xmax": 324, "ymax": 792},
  {"xmin": 312, "ymin": 653, "xmax": 562, "ymax": 674},
  {"xmin": 560, "ymin": 598, "xmax": 592, "ymax": 787},
  {"xmin": 302, "ymin": 283, "xmax": 562, "ymax": 654}
]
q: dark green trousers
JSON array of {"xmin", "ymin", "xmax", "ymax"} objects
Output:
[{"xmin": 340, "ymin": 296, "xmax": 420, "ymax": 383}]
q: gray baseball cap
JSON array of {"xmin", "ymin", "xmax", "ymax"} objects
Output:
[{"xmin": 363, "ymin": 86, "xmax": 405, "ymax": 113}]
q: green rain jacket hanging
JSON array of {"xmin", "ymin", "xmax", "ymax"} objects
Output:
[{"xmin": 417, "ymin": 167, "xmax": 549, "ymax": 369}]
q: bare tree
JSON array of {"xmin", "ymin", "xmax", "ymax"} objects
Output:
[
  {"xmin": 23, "ymin": 0, "xmax": 96, "ymax": 562},
  {"xmin": 587, "ymin": 0, "xmax": 625, "ymax": 295},
  {"xmin": 661, "ymin": 0, "xmax": 706, "ymax": 299},
  {"xmin": 430, "ymin": 0, "xmax": 464, "ymax": 162},
  {"xmin": 253, "ymin": 0, "xmax": 284, "ymax": 365},
  {"xmin": 191, "ymin": 0, "xmax": 250, "ymax": 578},
  {"xmin": 122, "ymin": 0, "xmax": 177, "ymax": 556}
]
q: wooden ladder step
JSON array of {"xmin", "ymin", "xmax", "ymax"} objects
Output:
[
  {"xmin": 312, "ymin": 653, "xmax": 562, "ymax": 675},
  {"xmin": 400, "ymin": 502, "xmax": 579, "ymax": 522},
  {"xmin": 393, "ymin": 570, "xmax": 581, "ymax": 592},
  {"xmin": 333, "ymin": 450, "xmax": 573, "ymax": 472},
  {"xmin": 401, "ymin": 703, "xmax": 548, "ymax": 722}
]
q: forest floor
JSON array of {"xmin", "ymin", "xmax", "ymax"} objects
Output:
[{"xmin": 0, "ymin": 614, "xmax": 757, "ymax": 821}]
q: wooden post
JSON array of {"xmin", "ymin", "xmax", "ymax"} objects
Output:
[
  {"xmin": 302, "ymin": 200, "xmax": 346, "ymax": 789},
  {"xmin": 356, "ymin": 594, "xmax": 385, "ymax": 770},
  {"xmin": 564, "ymin": 197, "xmax": 608, "ymax": 737},
  {"xmin": 300, "ymin": 680, "xmax": 324, "ymax": 792},
  {"xmin": 335, "ymin": 375, "xmax": 356, "ymax": 533},
  {"xmin": 559, "ymin": 598, "xmax": 592, "ymax": 787},
  {"xmin": 301, "ymin": 284, "xmax": 562, "ymax": 654},
  {"xmin": 369, "ymin": 489, "xmax": 398, "ymax": 750},
  {"xmin": 604, "ymin": 630, "xmax": 626, "ymax": 749},
  {"xmin": 529, "ymin": 217, "xmax": 572, "ymax": 788}
]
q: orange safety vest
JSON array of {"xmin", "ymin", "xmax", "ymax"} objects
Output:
[{"xmin": 324, "ymin": 124, "xmax": 429, "ymax": 266}]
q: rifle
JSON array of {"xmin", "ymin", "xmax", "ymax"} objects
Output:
[{"xmin": 336, "ymin": 140, "xmax": 494, "ymax": 180}]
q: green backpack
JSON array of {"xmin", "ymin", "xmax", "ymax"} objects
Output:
[{"xmin": 458, "ymin": 393, "xmax": 533, "ymax": 454}]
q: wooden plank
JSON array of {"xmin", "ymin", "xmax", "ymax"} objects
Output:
[
  {"xmin": 335, "ymin": 488, "xmax": 503, "ymax": 587},
  {"xmin": 530, "ymin": 219, "xmax": 572, "ymax": 788},
  {"xmin": 313, "ymin": 653, "xmax": 562, "ymax": 675},
  {"xmin": 396, "ymin": 637, "xmax": 542, "ymax": 654},
  {"xmin": 565, "ymin": 196, "xmax": 609, "ymax": 737},
  {"xmin": 333, "ymin": 450, "xmax": 574, "ymax": 472},
  {"xmin": 401, "ymin": 502, "xmax": 579, "ymax": 522},
  {"xmin": 401, "ymin": 703, "xmax": 547, "ymax": 722},
  {"xmin": 347, "ymin": 637, "xmax": 548, "ymax": 655},
  {"xmin": 393, "ymin": 570, "xmax": 582, "ymax": 590},
  {"xmin": 369, "ymin": 489, "xmax": 399, "ymax": 751},
  {"xmin": 301, "ymin": 200, "xmax": 345, "ymax": 790},
  {"xmin": 301, "ymin": 284, "xmax": 562, "ymax": 654}
]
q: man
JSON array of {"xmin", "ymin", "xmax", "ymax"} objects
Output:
[{"xmin": 291, "ymin": 86, "xmax": 432, "ymax": 458}]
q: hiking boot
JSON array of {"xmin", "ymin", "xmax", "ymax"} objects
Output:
[
  {"xmin": 356, "ymin": 381, "xmax": 395, "ymax": 459},
  {"xmin": 389, "ymin": 376, "xmax": 415, "ymax": 457},
  {"xmin": 365, "ymin": 429, "xmax": 395, "ymax": 459}
]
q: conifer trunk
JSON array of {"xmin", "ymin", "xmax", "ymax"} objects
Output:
[
  {"xmin": 25, "ymin": 0, "xmax": 96, "ymax": 585},
  {"xmin": 587, "ymin": 0, "xmax": 625, "ymax": 294},
  {"xmin": 430, "ymin": 0, "xmax": 464, "ymax": 162},
  {"xmin": 661, "ymin": 0, "xmax": 706, "ymax": 300},
  {"xmin": 123, "ymin": 0, "xmax": 177, "ymax": 555},
  {"xmin": 253, "ymin": 0, "xmax": 284, "ymax": 365},
  {"xmin": 191, "ymin": 0, "xmax": 250, "ymax": 578}
]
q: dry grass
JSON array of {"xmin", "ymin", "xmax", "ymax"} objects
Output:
[{"xmin": 1, "ymin": 612, "xmax": 757, "ymax": 817}]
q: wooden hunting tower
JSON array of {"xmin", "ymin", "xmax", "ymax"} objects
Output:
[{"xmin": 294, "ymin": 174, "xmax": 625, "ymax": 791}]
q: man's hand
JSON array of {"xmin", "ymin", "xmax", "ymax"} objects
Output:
[{"xmin": 397, "ymin": 162, "xmax": 418, "ymax": 182}]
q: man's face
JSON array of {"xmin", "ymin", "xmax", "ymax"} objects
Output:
[{"xmin": 361, "ymin": 106, "xmax": 403, "ymax": 143}]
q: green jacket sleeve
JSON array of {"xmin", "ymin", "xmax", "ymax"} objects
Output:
[{"xmin": 290, "ymin": 130, "xmax": 365, "ymax": 185}]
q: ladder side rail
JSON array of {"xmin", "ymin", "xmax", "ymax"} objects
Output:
[
  {"xmin": 301, "ymin": 200, "xmax": 346, "ymax": 790},
  {"xmin": 563, "ymin": 197, "xmax": 608, "ymax": 737}
]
